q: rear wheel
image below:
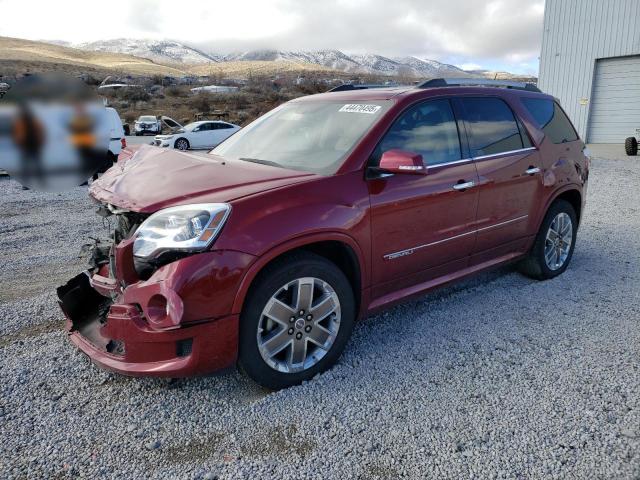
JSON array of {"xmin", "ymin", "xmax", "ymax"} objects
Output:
[
  {"xmin": 518, "ymin": 199, "xmax": 577, "ymax": 280},
  {"xmin": 238, "ymin": 252, "xmax": 355, "ymax": 390},
  {"xmin": 174, "ymin": 138, "xmax": 190, "ymax": 151},
  {"xmin": 625, "ymin": 136, "xmax": 638, "ymax": 156}
]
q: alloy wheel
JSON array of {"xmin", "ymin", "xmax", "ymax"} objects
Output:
[
  {"xmin": 544, "ymin": 212, "xmax": 573, "ymax": 270},
  {"xmin": 257, "ymin": 277, "xmax": 341, "ymax": 373},
  {"xmin": 176, "ymin": 139, "xmax": 188, "ymax": 150}
]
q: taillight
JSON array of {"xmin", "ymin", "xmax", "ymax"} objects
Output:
[{"xmin": 121, "ymin": 138, "xmax": 127, "ymax": 149}]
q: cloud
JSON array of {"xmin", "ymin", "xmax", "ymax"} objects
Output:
[
  {"xmin": 1, "ymin": 0, "xmax": 544, "ymax": 74},
  {"xmin": 192, "ymin": 0, "xmax": 544, "ymax": 72},
  {"xmin": 459, "ymin": 63, "xmax": 483, "ymax": 71}
]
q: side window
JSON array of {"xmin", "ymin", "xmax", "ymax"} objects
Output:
[
  {"xmin": 371, "ymin": 99, "xmax": 462, "ymax": 166},
  {"xmin": 521, "ymin": 98, "xmax": 579, "ymax": 144},
  {"xmin": 460, "ymin": 97, "xmax": 524, "ymax": 156}
]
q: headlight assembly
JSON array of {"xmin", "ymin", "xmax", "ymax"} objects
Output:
[{"xmin": 133, "ymin": 203, "xmax": 231, "ymax": 259}]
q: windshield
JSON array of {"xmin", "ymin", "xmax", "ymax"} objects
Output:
[
  {"xmin": 139, "ymin": 116, "xmax": 156, "ymax": 122},
  {"xmin": 211, "ymin": 100, "xmax": 391, "ymax": 174},
  {"xmin": 184, "ymin": 122, "xmax": 200, "ymax": 131}
]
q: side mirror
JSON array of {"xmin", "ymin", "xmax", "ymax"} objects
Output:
[{"xmin": 378, "ymin": 149, "xmax": 426, "ymax": 175}]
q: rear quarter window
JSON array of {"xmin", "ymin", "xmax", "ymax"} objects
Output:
[{"xmin": 521, "ymin": 98, "xmax": 579, "ymax": 144}]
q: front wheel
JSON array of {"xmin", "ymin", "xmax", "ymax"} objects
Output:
[
  {"xmin": 174, "ymin": 138, "xmax": 190, "ymax": 151},
  {"xmin": 518, "ymin": 199, "xmax": 577, "ymax": 280},
  {"xmin": 625, "ymin": 137, "xmax": 638, "ymax": 156},
  {"xmin": 238, "ymin": 252, "xmax": 355, "ymax": 390}
]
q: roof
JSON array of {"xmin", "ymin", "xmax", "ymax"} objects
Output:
[{"xmin": 297, "ymin": 84, "xmax": 548, "ymax": 105}]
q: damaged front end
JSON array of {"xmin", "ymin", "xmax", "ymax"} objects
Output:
[
  {"xmin": 56, "ymin": 202, "xmax": 243, "ymax": 377},
  {"xmin": 57, "ymin": 204, "xmax": 148, "ymax": 358}
]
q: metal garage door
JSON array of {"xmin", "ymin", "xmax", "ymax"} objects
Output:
[{"xmin": 587, "ymin": 56, "xmax": 640, "ymax": 143}]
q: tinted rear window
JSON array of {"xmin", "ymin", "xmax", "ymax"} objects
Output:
[
  {"xmin": 460, "ymin": 97, "xmax": 524, "ymax": 156},
  {"xmin": 521, "ymin": 98, "xmax": 578, "ymax": 144}
]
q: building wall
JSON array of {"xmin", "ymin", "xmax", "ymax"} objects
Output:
[{"xmin": 538, "ymin": 0, "xmax": 640, "ymax": 141}]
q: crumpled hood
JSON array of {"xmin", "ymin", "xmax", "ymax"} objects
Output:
[{"xmin": 89, "ymin": 145, "xmax": 317, "ymax": 213}]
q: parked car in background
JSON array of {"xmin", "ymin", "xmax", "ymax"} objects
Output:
[
  {"xmin": 134, "ymin": 115, "xmax": 160, "ymax": 135},
  {"xmin": 0, "ymin": 82, "xmax": 10, "ymax": 98},
  {"xmin": 58, "ymin": 79, "xmax": 589, "ymax": 390},
  {"xmin": 152, "ymin": 120, "xmax": 241, "ymax": 150},
  {"xmin": 134, "ymin": 115, "xmax": 182, "ymax": 136}
]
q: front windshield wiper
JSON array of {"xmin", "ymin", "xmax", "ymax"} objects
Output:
[{"xmin": 238, "ymin": 157, "xmax": 283, "ymax": 168}]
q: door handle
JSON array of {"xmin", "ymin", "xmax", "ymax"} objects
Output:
[
  {"xmin": 525, "ymin": 166, "xmax": 541, "ymax": 175},
  {"xmin": 453, "ymin": 180, "xmax": 475, "ymax": 191}
]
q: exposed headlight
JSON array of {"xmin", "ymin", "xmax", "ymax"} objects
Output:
[{"xmin": 133, "ymin": 203, "xmax": 231, "ymax": 259}]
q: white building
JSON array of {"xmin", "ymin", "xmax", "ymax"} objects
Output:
[
  {"xmin": 538, "ymin": 0, "xmax": 640, "ymax": 144},
  {"xmin": 190, "ymin": 85, "xmax": 239, "ymax": 94}
]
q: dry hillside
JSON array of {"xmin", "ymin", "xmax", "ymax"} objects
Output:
[{"xmin": 0, "ymin": 37, "xmax": 189, "ymax": 76}]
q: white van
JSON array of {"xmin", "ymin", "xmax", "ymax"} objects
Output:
[{"xmin": 106, "ymin": 107, "xmax": 126, "ymax": 160}]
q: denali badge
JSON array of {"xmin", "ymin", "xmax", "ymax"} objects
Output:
[{"xmin": 384, "ymin": 249, "xmax": 415, "ymax": 260}]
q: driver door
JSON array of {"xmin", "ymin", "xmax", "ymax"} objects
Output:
[{"xmin": 368, "ymin": 98, "xmax": 479, "ymax": 299}]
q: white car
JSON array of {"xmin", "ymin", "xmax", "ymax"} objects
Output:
[
  {"xmin": 134, "ymin": 115, "xmax": 161, "ymax": 135},
  {"xmin": 134, "ymin": 115, "xmax": 182, "ymax": 136},
  {"xmin": 152, "ymin": 121, "xmax": 241, "ymax": 150}
]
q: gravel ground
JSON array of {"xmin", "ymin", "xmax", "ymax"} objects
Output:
[{"xmin": 1, "ymin": 146, "xmax": 639, "ymax": 479}]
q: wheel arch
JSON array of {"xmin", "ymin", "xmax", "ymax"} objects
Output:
[
  {"xmin": 231, "ymin": 233, "xmax": 366, "ymax": 319},
  {"xmin": 555, "ymin": 188, "xmax": 582, "ymax": 224},
  {"xmin": 536, "ymin": 185, "xmax": 583, "ymax": 232}
]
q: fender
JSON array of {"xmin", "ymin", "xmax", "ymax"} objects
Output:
[
  {"xmin": 230, "ymin": 231, "xmax": 368, "ymax": 317},
  {"xmin": 534, "ymin": 182, "xmax": 583, "ymax": 234}
]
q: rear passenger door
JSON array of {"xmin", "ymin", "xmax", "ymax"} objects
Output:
[
  {"xmin": 209, "ymin": 122, "xmax": 231, "ymax": 147},
  {"xmin": 459, "ymin": 96, "xmax": 543, "ymax": 261}
]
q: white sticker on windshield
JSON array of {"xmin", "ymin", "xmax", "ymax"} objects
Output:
[{"xmin": 339, "ymin": 104, "xmax": 382, "ymax": 114}]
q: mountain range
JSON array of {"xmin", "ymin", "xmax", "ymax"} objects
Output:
[{"xmin": 62, "ymin": 39, "xmax": 526, "ymax": 79}]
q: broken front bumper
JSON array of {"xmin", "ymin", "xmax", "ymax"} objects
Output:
[{"xmin": 57, "ymin": 249, "xmax": 254, "ymax": 377}]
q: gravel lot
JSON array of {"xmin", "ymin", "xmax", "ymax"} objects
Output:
[{"xmin": 1, "ymin": 146, "xmax": 639, "ymax": 479}]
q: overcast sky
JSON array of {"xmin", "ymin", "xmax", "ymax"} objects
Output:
[{"xmin": 0, "ymin": 0, "xmax": 545, "ymax": 74}]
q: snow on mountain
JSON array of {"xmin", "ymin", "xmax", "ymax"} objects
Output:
[
  {"xmin": 75, "ymin": 39, "xmax": 220, "ymax": 64},
  {"xmin": 224, "ymin": 49, "xmax": 363, "ymax": 71},
  {"xmin": 349, "ymin": 54, "xmax": 404, "ymax": 74},
  {"xmin": 225, "ymin": 49, "xmax": 474, "ymax": 77},
  {"xmin": 65, "ymin": 39, "xmax": 524, "ymax": 79},
  {"xmin": 392, "ymin": 56, "xmax": 468, "ymax": 77}
]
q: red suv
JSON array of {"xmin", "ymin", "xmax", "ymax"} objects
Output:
[{"xmin": 58, "ymin": 79, "xmax": 589, "ymax": 389}]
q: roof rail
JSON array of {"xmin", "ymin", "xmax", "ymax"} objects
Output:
[
  {"xmin": 417, "ymin": 78, "xmax": 541, "ymax": 93},
  {"xmin": 328, "ymin": 83, "xmax": 398, "ymax": 92}
]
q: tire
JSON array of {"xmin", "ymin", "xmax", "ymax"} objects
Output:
[
  {"xmin": 174, "ymin": 138, "xmax": 190, "ymax": 151},
  {"xmin": 518, "ymin": 199, "xmax": 578, "ymax": 280},
  {"xmin": 625, "ymin": 137, "xmax": 638, "ymax": 156},
  {"xmin": 238, "ymin": 252, "xmax": 355, "ymax": 390},
  {"xmin": 123, "ymin": 125, "xmax": 130, "ymax": 136}
]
